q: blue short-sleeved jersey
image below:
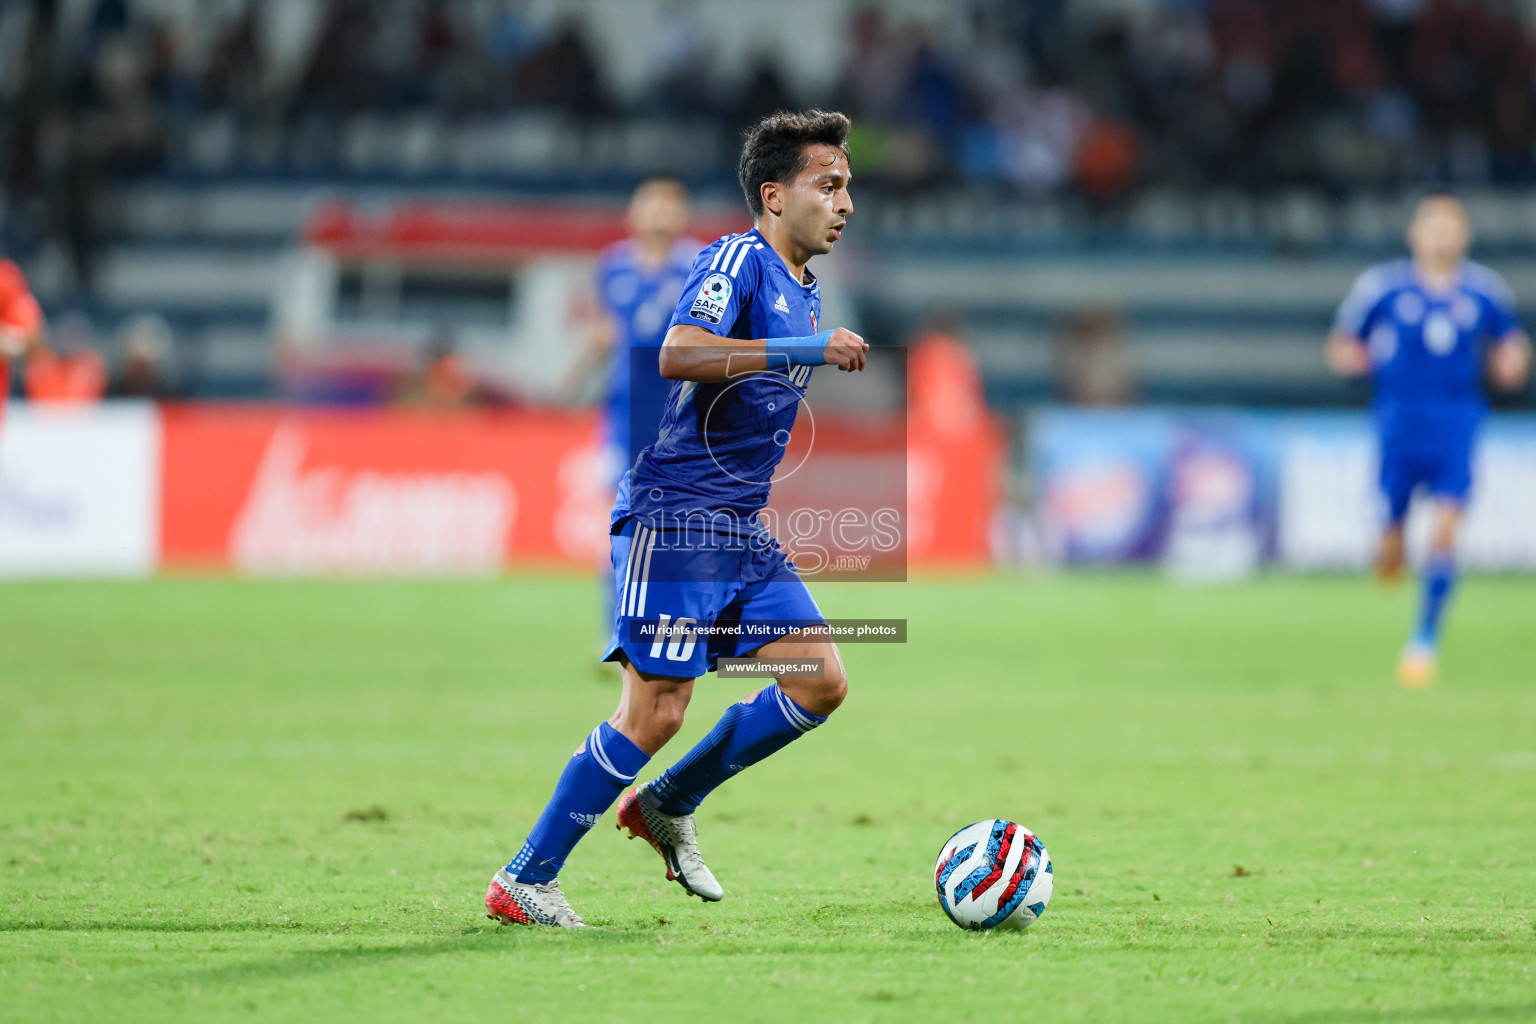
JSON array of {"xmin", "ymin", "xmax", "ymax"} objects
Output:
[
  {"xmin": 614, "ymin": 229, "xmax": 822, "ymax": 535},
  {"xmin": 1334, "ymin": 258, "xmax": 1521, "ymax": 448},
  {"xmin": 595, "ymin": 238, "xmax": 700, "ymax": 470}
]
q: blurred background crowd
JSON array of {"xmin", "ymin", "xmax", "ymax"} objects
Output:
[
  {"xmin": 3, "ymin": 0, "xmax": 1536, "ymax": 409},
  {"xmin": 10, "ymin": 0, "xmax": 1536, "ymax": 220}
]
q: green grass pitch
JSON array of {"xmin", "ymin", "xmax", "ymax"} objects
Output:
[{"xmin": 2, "ymin": 573, "xmax": 1534, "ymax": 1023}]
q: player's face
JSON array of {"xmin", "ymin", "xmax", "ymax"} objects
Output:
[
  {"xmin": 1408, "ymin": 198, "xmax": 1470, "ymax": 267},
  {"xmin": 629, "ymin": 182, "xmax": 689, "ymax": 243},
  {"xmin": 779, "ymin": 145, "xmax": 852, "ymax": 257}
]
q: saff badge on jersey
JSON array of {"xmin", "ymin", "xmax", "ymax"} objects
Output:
[{"xmin": 690, "ymin": 272, "xmax": 732, "ymax": 325}]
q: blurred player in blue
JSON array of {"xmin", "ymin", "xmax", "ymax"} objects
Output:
[
  {"xmin": 565, "ymin": 178, "xmax": 700, "ymax": 489},
  {"xmin": 487, "ymin": 110, "xmax": 867, "ymax": 927},
  {"xmin": 1327, "ymin": 195, "xmax": 1531, "ymax": 686},
  {"xmin": 562, "ymin": 178, "xmax": 700, "ymax": 640}
]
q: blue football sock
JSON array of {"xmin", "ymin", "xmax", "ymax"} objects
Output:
[
  {"xmin": 507, "ymin": 721, "xmax": 649, "ymax": 884},
  {"xmin": 1414, "ymin": 554, "xmax": 1457, "ymax": 648},
  {"xmin": 650, "ymin": 684, "xmax": 825, "ymax": 817}
]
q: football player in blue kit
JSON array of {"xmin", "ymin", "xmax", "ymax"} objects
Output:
[
  {"xmin": 1327, "ymin": 194, "xmax": 1531, "ymax": 686},
  {"xmin": 562, "ymin": 178, "xmax": 701, "ymax": 642},
  {"xmin": 487, "ymin": 110, "xmax": 868, "ymax": 927}
]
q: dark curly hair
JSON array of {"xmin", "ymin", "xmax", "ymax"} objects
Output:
[{"xmin": 737, "ymin": 109, "xmax": 852, "ymax": 219}]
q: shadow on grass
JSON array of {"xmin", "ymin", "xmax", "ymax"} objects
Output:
[
  {"xmin": 1267, "ymin": 1005, "xmax": 1536, "ymax": 1023},
  {"xmin": 166, "ymin": 925, "xmax": 671, "ymax": 989},
  {"xmin": 0, "ymin": 919, "xmax": 318, "ymax": 934},
  {"xmin": 0, "ymin": 917, "xmax": 660, "ymax": 945}
]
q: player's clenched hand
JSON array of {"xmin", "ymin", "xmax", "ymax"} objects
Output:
[
  {"xmin": 1490, "ymin": 333, "xmax": 1532, "ymax": 392},
  {"xmin": 824, "ymin": 328, "xmax": 869, "ymax": 372},
  {"xmin": 1324, "ymin": 332, "xmax": 1370, "ymax": 377}
]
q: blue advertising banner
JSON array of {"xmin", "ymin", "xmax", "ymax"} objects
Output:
[{"xmin": 1030, "ymin": 408, "xmax": 1536, "ymax": 572}]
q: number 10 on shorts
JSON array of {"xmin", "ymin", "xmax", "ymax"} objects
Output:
[{"xmin": 649, "ymin": 614, "xmax": 698, "ymax": 662}]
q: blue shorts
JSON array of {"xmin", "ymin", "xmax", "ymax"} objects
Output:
[
  {"xmin": 601, "ymin": 517, "xmax": 825, "ymax": 677},
  {"xmin": 1379, "ymin": 440, "xmax": 1473, "ymax": 522}
]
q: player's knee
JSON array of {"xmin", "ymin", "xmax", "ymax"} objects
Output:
[
  {"xmin": 822, "ymin": 664, "xmax": 849, "ymax": 713},
  {"xmin": 796, "ymin": 661, "xmax": 848, "ymax": 717},
  {"xmin": 622, "ymin": 704, "xmax": 685, "ymax": 753},
  {"xmin": 649, "ymin": 692, "xmax": 689, "ymax": 743},
  {"xmin": 1428, "ymin": 512, "xmax": 1460, "ymax": 553}
]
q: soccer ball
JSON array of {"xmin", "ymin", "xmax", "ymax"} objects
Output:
[{"xmin": 933, "ymin": 820, "xmax": 1053, "ymax": 931}]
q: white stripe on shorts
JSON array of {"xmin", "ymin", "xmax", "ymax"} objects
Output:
[
  {"xmin": 634, "ymin": 527, "xmax": 658, "ymax": 617},
  {"xmin": 621, "ymin": 523, "xmax": 645, "ymax": 617}
]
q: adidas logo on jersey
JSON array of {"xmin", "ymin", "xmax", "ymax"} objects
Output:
[{"xmin": 774, "ymin": 293, "xmax": 790, "ymax": 314}]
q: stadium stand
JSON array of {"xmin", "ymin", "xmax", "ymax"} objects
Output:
[{"xmin": 4, "ymin": 0, "xmax": 1536, "ymax": 408}]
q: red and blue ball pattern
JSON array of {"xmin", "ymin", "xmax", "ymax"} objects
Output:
[{"xmin": 934, "ymin": 819, "xmax": 1053, "ymax": 931}]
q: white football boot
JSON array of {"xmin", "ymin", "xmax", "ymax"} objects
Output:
[
  {"xmin": 484, "ymin": 868, "xmax": 586, "ymax": 927},
  {"xmin": 616, "ymin": 784, "xmax": 724, "ymax": 902}
]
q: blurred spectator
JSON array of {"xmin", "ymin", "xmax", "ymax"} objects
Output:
[
  {"xmin": 297, "ymin": 0, "xmax": 381, "ymax": 115},
  {"xmin": 1074, "ymin": 117, "xmax": 1140, "ymax": 206},
  {"xmin": 734, "ymin": 58, "xmax": 796, "ymax": 130},
  {"xmin": 42, "ymin": 114, "xmax": 109, "ymax": 294},
  {"xmin": 835, "ymin": 8, "xmax": 912, "ymax": 124},
  {"xmin": 400, "ymin": 333, "xmax": 475, "ymax": 409},
  {"xmin": 997, "ymin": 83, "xmax": 1094, "ymax": 195},
  {"xmin": 25, "ymin": 312, "xmax": 106, "ymax": 404},
  {"xmin": 644, "ymin": 5, "xmax": 716, "ymax": 118},
  {"xmin": 110, "ymin": 312, "xmax": 177, "ymax": 398},
  {"xmin": 414, "ymin": 0, "xmax": 464, "ymax": 109},
  {"xmin": 202, "ymin": 8, "xmax": 264, "ymax": 117},
  {"xmin": 514, "ymin": 20, "xmax": 608, "ymax": 118},
  {"xmin": 6, "ymin": 0, "xmax": 1536, "ymax": 259},
  {"xmin": 1052, "ymin": 308, "xmax": 1135, "ymax": 406}
]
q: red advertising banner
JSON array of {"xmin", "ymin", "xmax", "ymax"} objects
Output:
[
  {"xmin": 159, "ymin": 406, "xmax": 609, "ymax": 573},
  {"xmin": 158, "ymin": 404, "xmax": 1002, "ymax": 574}
]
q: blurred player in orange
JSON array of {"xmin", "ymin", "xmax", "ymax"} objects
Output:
[
  {"xmin": 0, "ymin": 258, "xmax": 46, "ymax": 428},
  {"xmin": 25, "ymin": 312, "xmax": 105, "ymax": 404}
]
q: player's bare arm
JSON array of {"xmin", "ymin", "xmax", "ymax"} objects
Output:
[
  {"xmin": 1324, "ymin": 328, "xmax": 1370, "ymax": 377},
  {"xmin": 557, "ymin": 307, "xmax": 616, "ymax": 400},
  {"xmin": 659, "ymin": 322, "xmax": 867, "ymax": 380},
  {"xmin": 1490, "ymin": 329, "xmax": 1532, "ymax": 391}
]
